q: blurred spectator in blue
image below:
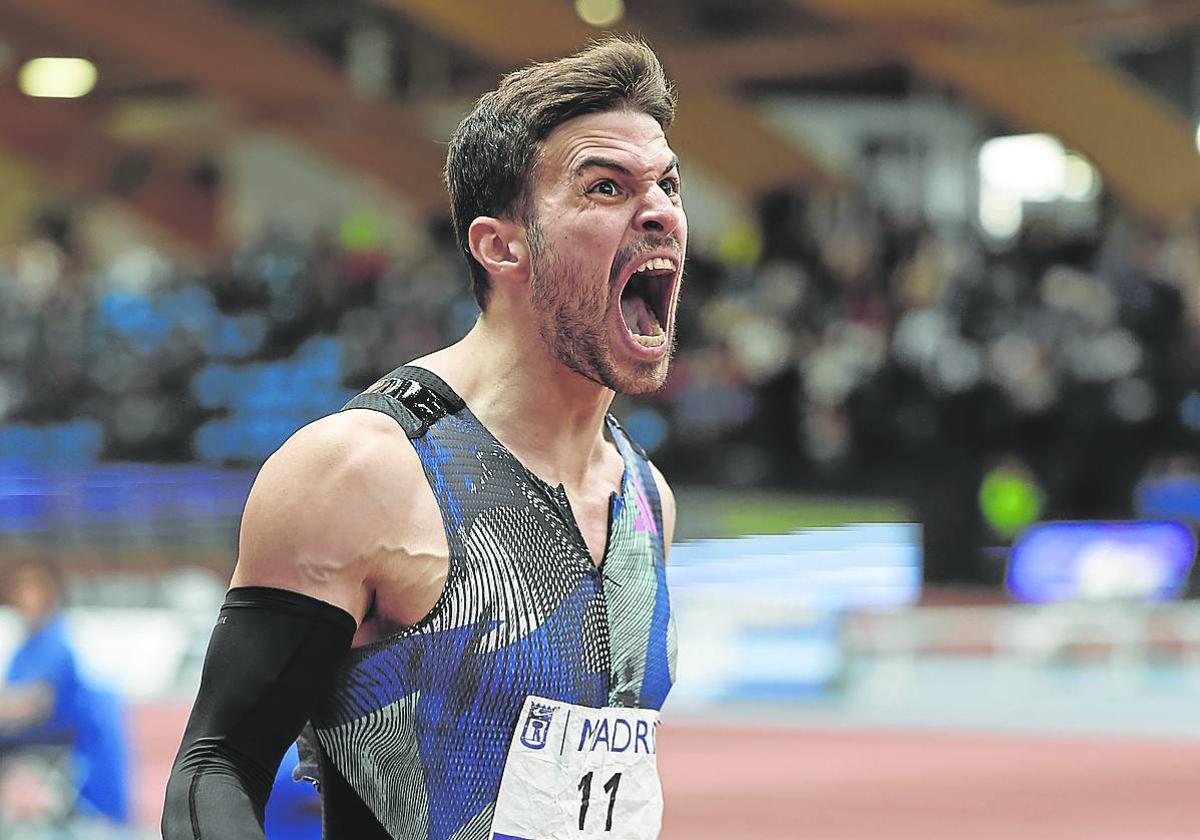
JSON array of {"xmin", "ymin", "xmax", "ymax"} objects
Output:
[
  {"xmin": 0, "ymin": 559, "xmax": 130, "ymax": 826},
  {"xmin": 1136, "ymin": 453, "xmax": 1200, "ymax": 524},
  {"xmin": 4, "ymin": 187, "xmax": 1200, "ymax": 584}
]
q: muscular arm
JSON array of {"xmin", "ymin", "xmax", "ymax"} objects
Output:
[{"xmin": 162, "ymin": 411, "xmax": 416, "ymax": 839}]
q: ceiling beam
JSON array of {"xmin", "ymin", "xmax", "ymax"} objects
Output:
[
  {"xmin": 790, "ymin": 0, "xmax": 1200, "ymax": 42},
  {"xmin": 794, "ymin": 0, "xmax": 1200, "ymax": 222},
  {"xmin": 403, "ymin": 31, "xmax": 894, "ymax": 109},
  {"xmin": 374, "ymin": 0, "xmax": 587, "ymax": 64},
  {"xmin": 909, "ymin": 38, "xmax": 1200, "ymax": 221},
  {"xmin": 0, "ymin": 85, "xmax": 218, "ymax": 250},
  {"xmin": 379, "ymin": 0, "xmax": 836, "ymax": 198},
  {"xmin": 6, "ymin": 0, "xmax": 449, "ymax": 212},
  {"xmin": 1022, "ymin": 0, "xmax": 1200, "ymax": 43},
  {"xmin": 397, "ymin": 4, "xmax": 1200, "ymax": 97},
  {"xmin": 666, "ymin": 32, "xmax": 896, "ymax": 85}
]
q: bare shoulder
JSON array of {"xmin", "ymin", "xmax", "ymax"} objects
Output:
[
  {"xmin": 231, "ymin": 409, "xmax": 423, "ymax": 621},
  {"xmin": 646, "ymin": 459, "xmax": 677, "ymax": 555}
]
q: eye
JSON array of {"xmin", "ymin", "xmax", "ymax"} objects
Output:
[
  {"xmin": 659, "ymin": 176, "xmax": 680, "ymax": 197},
  {"xmin": 587, "ymin": 179, "xmax": 620, "ymax": 197}
]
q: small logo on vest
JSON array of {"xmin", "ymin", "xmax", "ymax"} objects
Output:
[{"xmin": 519, "ymin": 702, "xmax": 556, "ymax": 749}]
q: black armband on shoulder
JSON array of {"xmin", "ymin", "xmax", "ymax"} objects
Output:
[{"xmin": 162, "ymin": 586, "xmax": 356, "ymax": 840}]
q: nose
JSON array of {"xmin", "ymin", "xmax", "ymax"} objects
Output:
[{"xmin": 634, "ymin": 186, "xmax": 682, "ymax": 237}]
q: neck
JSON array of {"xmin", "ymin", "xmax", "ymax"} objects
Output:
[{"xmin": 415, "ymin": 313, "xmax": 615, "ymax": 486}]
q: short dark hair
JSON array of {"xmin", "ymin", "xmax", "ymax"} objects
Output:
[{"xmin": 445, "ymin": 36, "xmax": 676, "ymax": 310}]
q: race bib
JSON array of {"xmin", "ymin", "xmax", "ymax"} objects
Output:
[{"xmin": 490, "ymin": 695, "xmax": 663, "ymax": 840}]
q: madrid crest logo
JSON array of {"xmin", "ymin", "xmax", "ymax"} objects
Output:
[{"xmin": 519, "ymin": 702, "xmax": 556, "ymax": 750}]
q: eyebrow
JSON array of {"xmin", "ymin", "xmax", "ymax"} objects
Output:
[{"xmin": 574, "ymin": 154, "xmax": 680, "ymax": 179}]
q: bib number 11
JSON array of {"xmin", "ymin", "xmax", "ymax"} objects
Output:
[
  {"xmin": 490, "ymin": 696, "xmax": 662, "ymax": 840},
  {"xmin": 577, "ymin": 771, "xmax": 622, "ymax": 832}
]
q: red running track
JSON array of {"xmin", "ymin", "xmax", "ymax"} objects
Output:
[{"xmin": 133, "ymin": 705, "xmax": 1199, "ymax": 839}]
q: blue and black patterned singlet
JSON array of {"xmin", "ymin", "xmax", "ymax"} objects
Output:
[{"xmin": 309, "ymin": 366, "xmax": 676, "ymax": 839}]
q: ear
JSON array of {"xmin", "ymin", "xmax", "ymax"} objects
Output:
[{"xmin": 468, "ymin": 216, "xmax": 529, "ymax": 282}]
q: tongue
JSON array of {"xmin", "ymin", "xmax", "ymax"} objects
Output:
[{"xmin": 620, "ymin": 295, "xmax": 661, "ymax": 336}]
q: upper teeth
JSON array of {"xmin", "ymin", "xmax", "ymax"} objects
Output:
[{"xmin": 634, "ymin": 257, "xmax": 675, "ymax": 274}]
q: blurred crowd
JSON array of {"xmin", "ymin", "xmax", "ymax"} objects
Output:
[{"xmin": 2, "ymin": 189, "xmax": 1199, "ymax": 581}]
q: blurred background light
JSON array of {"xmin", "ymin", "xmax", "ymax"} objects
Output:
[
  {"xmin": 575, "ymin": 0, "xmax": 624, "ymax": 28},
  {"xmin": 979, "ymin": 459, "xmax": 1044, "ymax": 540},
  {"xmin": 978, "ymin": 190, "xmax": 1023, "ymax": 239},
  {"xmin": 1062, "ymin": 152, "xmax": 1101, "ymax": 201},
  {"xmin": 338, "ymin": 209, "xmax": 382, "ymax": 252},
  {"xmin": 979, "ymin": 133, "xmax": 1066, "ymax": 202},
  {"xmin": 1007, "ymin": 520, "xmax": 1195, "ymax": 603},
  {"xmin": 18, "ymin": 56, "xmax": 98, "ymax": 98},
  {"xmin": 978, "ymin": 134, "xmax": 1101, "ymax": 238}
]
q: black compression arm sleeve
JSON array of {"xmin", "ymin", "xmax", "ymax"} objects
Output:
[{"xmin": 162, "ymin": 586, "xmax": 356, "ymax": 840}]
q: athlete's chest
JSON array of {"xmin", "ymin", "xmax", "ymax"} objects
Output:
[
  {"xmin": 527, "ymin": 449, "xmax": 628, "ymax": 569},
  {"xmin": 555, "ymin": 485, "xmax": 621, "ymax": 569},
  {"xmin": 358, "ymin": 466, "xmax": 630, "ymax": 644}
]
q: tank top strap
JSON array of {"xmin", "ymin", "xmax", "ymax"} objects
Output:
[
  {"xmin": 340, "ymin": 365, "xmax": 466, "ymax": 438},
  {"xmin": 605, "ymin": 414, "xmax": 664, "ymax": 541}
]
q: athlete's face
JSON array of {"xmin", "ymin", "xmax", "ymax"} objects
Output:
[{"xmin": 524, "ymin": 109, "xmax": 687, "ymax": 395}]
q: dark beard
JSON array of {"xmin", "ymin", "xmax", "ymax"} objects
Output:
[
  {"xmin": 526, "ymin": 220, "xmax": 677, "ymax": 394},
  {"xmin": 527, "ymin": 221, "xmax": 611, "ymax": 387}
]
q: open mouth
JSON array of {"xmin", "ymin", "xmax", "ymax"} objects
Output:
[{"xmin": 618, "ymin": 255, "xmax": 676, "ymax": 347}]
